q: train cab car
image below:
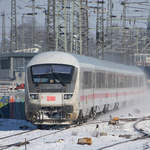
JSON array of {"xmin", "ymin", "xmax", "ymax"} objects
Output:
[{"xmin": 25, "ymin": 51, "xmax": 146, "ymax": 125}]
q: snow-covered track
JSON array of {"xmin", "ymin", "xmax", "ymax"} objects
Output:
[
  {"xmin": 96, "ymin": 116, "xmax": 150, "ymax": 150},
  {"xmin": 0, "ymin": 129, "xmax": 66, "ymax": 150},
  {"xmin": 1, "ymin": 116, "xmax": 150, "ymax": 150},
  {"xmin": 0, "ymin": 128, "xmax": 39, "ymax": 140},
  {"xmin": 0, "ymin": 119, "xmax": 106, "ymax": 150},
  {"xmin": 97, "ymin": 136, "xmax": 149, "ymax": 150},
  {"xmin": 133, "ymin": 116, "xmax": 150, "ymax": 136}
]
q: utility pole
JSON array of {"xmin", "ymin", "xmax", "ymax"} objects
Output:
[
  {"xmin": 101, "ymin": 0, "xmax": 104, "ymax": 59},
  {"xmin": 96, "ymin": 0, "xmax": 105, "ymax": 59},
  {"xmin": 32, "ymin": 0, "xmax": 35, "ymax": 49},
  {"xmin": 109, "ymin": 0, "xmax": 113, "ymax": 49},
  {"xmin": 80, "ymin": 0, "xmax": 89, "ymax": 56},
  {"xmin": 71, "ymin": 0, "xmax": 82, "ymax": 54},
  {"xmin": 10, "ymin": 0, "xmax": 17, "ymax": 79},
  {"xmin": 1, "ymin": 12, "xmax": 6, "ymax": 53},
  {"xmin": 96, "ymin": 0, "xmax": 100, "ymax": 58},
  {"xmin": 22, "ymin": 15, "xmax": 25, "ymax": 49},
  {"xmin": 79, "ymin": 0, "xmax": 83, "ymax": 55},
  {"xmin": 55, "ymin": 0, "xmax": 88, "ymax": 55},
  {"xmin": 47, "ymin": 0, "xmax": 56, "ymax": 51},
  {"xmin": 121, "ymin": 1, "xmax": 127, "ymax": 64},
  {"xmin": 106, "ymin": 0, "xmax": 110, "ymax": 34},
  {"xmin": 55, "ymin": 0, "xmax": 70, "ymax": 52},
  {"xmin": 85, "ymin": 0, "xmax": 89, "ymax": 56},
  {"xmin": 10, "ymin": 0, "xmax": 17, "ymax": 52}
]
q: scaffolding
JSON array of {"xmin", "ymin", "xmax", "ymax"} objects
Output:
[
  {"xmin": 10, "ymin": 0, "xmax": 17, "ymax": 52},
  {"xmin": 96, "ymin": 0, "xmax": 104, "ymax": 59},
  {"xmin": 32, "ymin": 0, "xmax": 36, "ymax": 48},
  {"xmin": 47, "ymin": 0, "xmax": 56, "ymax": 50},
  {"xmin": 1, "ymin": 12, "xmax": 6, "ymax": 53},
  {"xmin": 55, "ymin": 0, "xmax": 89, "ymax": 55}
]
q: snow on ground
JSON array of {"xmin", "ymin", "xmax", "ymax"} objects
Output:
[{"xmin": 0, "ymin": 90, "xmax": 150, "ymax": 150}]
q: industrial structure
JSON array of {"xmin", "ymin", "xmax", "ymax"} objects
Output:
[
  {"xmin": 0, "ymin": 0, "xmax": 150, "ymax": 120},
  {"xmin": 0, "ymin": 0, "xmax": 150, "ymax": 85}
]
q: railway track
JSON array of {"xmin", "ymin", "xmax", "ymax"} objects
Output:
[
  {"xmin": 133, "ymin": 117, "xmax": 150, "ymax": 136},
  {"xmin": 1, "ymin": 116, "xmax": 150, "ymax": 150},
  {"xmin": 0, "ymin": 128, "xmax": 66, "ymax": 150},
  {"xmin": 0, "ymin": 128, "xmax": 39, "ymax": 140},
  {"xmin": 97, "ymin": 116, "xmax": 150, "ymax": 150},
  {"xmin": 0, "ymin": 118, "xmax": 106, "ymax": 150}
]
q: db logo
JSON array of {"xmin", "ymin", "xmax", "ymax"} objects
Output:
[{"xmin": 47, "ymin": 96, "xmax": 56, "ymax": 101}]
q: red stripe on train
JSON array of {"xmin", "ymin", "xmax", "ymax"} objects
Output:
[{"xmin": 80, "ymin": 90, "xmax": 144, "ymax": 101}]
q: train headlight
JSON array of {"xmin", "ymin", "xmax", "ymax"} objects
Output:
[
  {"xmin": 64, "ymin": 94, "xmax": 73, "ymax": 100},
  {"xmin": 30, "ymin": 94, "xmax": 39, "ymax": 100}
]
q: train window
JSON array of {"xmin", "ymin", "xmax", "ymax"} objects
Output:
[
  {"xmin": 96, "ymin": 72, "xmax": 100, "ymax": 88},
  {"xmin": 83, "ymin": 71, "xmax": 92, "ymax": 89},
  {"xmin": 125, "ymin": 75, "xmax": 128, "ymax": 88},
  {"xmin": 108, "ymin": 73, "xmax": 112, "ymax": 88},
  {"xmin": 31, "ymin": 65, "xmax": 50, "ymax": 75},
  {"xmin": 31, "ymin": 64, "xmax": 74, "ymax": 84},
  {"xmin": 128, "ymin": 76, "xmax": 130, "ymax": 87},
  {"xmin": 107, "ymin": 73, "xmax": 116, "ymax": 88},
  {"xmin": 27, "ymin": 64, "xmax": 77, "ymax": 93},
  {"xmin": 135, "ymin": 76, "xmax": 138, "ymax": 87},
  {"xmin": 96, "ymin": 71, "xmax": 105, "ymax": 88},
  {"xmin": 132, "ymin": 76, "xmax": 135, "ymax": 88},
  {"xmin": 138, "ymin": 76, "xmax": 142, "ymax": 87},
  {"xmin": 139, "ymin": 76, "xmax": 144, "ymax": 87},
  {"xmin": 118, "ymin": 74, "xmax": 123, "ymax": 88},
  {"xmin": 127, "ymin": 76, "xmax": 130, "ymax": 87},
  {"xmin": 112, "ymin": 73, "xmax": 116, "ymax": 88},
  {"xmin": 101, "ymin": 72, "xmax": 105, "ymax": 88}
]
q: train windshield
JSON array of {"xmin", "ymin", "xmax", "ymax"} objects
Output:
[
  {"xmin": 27, "ymin": 64, "xmax": 77, "ymax": 93},
  {"xmin": 31, "ymin": 64, "xmax": 73, "ymax": 84}
]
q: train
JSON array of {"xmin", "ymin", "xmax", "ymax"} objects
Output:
[{"xmin": 25, "ymin": 51, "xmax": 146, "ymax": 125}]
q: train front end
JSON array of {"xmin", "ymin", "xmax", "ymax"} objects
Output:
[{"xmin": 25, "ymin": 63, "xmax": 78, "ymax": 125}]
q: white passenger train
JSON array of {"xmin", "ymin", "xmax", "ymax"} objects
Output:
[{"xmin": 25, "ymin": 51, "xmax": 146, "ymax": 125}]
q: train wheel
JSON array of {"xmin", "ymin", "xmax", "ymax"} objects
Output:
[
  {"xmin": 92, "ymin": 111, "xmax": 96, "ymax": 120},
  {"xmin": 31, "ymin": 114, "xmax": 38, "ymax": 123},
  {"xmin": 113, "ymin": 103, "xmax": 118, "ymax": 110},
  {"xmin": 113, "ymin": 103, "xmax": 119, "ymax": 110},
  {"xmin": 31, "ymin": 112, "xmax": 40, "ymax": 123},
  {"xmin": 89, "ymin": 107, "xmax": 96, "ymax": 120},
  {"xmin": 103, "ymin": 104, "xmax": 109, "ymax": 113},
  {"xmin": 76, "ymin": 110, "xmax": 84, "ymax": 125}
]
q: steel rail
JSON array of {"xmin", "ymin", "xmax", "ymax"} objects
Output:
[
  {"xmin": 0, "ymin": 128, "xmax": 38, "ymax": 140},
  {"xmin": 97, "ymin": 116, "xmax": 150, "ymax": 150}
]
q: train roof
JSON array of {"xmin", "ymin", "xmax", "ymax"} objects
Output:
[{"xmin": 27, "ymin": 51, "xmax": 144, "ymax": 75}]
